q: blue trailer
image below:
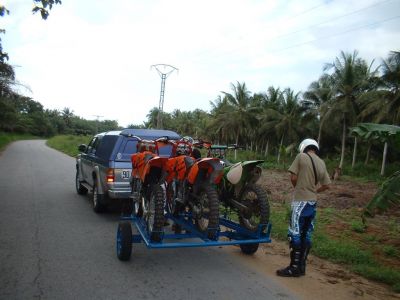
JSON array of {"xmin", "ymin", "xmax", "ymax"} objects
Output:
[{"xmin": 116, "ymin": 212, "xmax": 272, "ymax": 260}]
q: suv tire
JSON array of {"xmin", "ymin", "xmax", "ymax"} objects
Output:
[
  {"xmin": 76, "ymin": 169, "xmax": 88, "ymax": 195},
  {"xmin": 92, "ymin": 180, "xmax": 106, "ymax": 213}
]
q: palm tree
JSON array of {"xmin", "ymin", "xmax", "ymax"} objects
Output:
[
  {"xmin": 302, "ymin": 74, "xmax": 333, "ymax": 146},
  {"xmin": 208, "ymin": 95, "xmax": 231, "ymax": 143},
  {"xmin": 215, "ymin": 82, "xmax": 258, "ymax": 147},
  {"xmin": 260, "ymin": 88, "xmax": 303, "ymax": 163},
  {"xmin": 256, "ymin": 86, "xmax": 284, "ymax": 156},
  {"xmin": 61, "ymin": 107, "xmax": 74, "ymax": 128},
  {"xmin": 361, "ymin": 51, "xmax": 400, "ymax": 125},
  {"xmin": 323, "ymin": 50, "xmax": 378, "ymax": 169}
]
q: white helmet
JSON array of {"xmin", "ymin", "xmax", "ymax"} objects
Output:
[{"xmin": 299, "ymin": 138, "xmax": 319, "ymax": 153}]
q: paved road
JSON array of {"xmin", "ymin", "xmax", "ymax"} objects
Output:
[{"xmin": 0, "ymin": 140, "xmax": 297, "ymax": 300}]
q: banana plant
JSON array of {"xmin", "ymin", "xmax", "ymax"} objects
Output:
[
  {"xmin": 351, "ymin": 123, "xmax": 400, "ymax": 175},
  {"xmin": 364, "ymin": 170, "xmax": 400, "ymax": 217}
]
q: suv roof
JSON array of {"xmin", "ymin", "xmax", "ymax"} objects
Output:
[
  {"xmin": 120, "ymin": 128, "xmax": 181, "ymax": 139},
  {"xmin": 95, "ymin": 129, "xmax": 181, "ymax": 140}
]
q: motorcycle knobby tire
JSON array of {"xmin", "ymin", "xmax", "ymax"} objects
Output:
[
  {"xmin": 195, "ymin": 185, "xmax": 220, "ymax": 241},
  {"xmin": 238, "ymin": 184, "xmax": 270, "ymax": 232}
]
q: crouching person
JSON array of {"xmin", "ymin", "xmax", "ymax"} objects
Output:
[{"xmin": 277, "ymin": 138, "xmax": 331, "ymax": 277}]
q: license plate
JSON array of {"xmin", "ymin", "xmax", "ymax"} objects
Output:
[{"xmin": 121, "ymin": 170, "xmax": 131, "ymax": 179}]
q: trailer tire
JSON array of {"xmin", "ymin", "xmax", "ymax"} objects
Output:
[
  {"xmin": 117, "ymin": 221, "xmax": 132, "ymax": 261},
  {"xmin": 240, "ymin": 243, "xmax": 259, "ymax": 255},
  {"xmin": 195, "ymin": 185, "xmax": 219, "ymax": 240}
]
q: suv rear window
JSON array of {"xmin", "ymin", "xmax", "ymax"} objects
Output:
[
  {"xmin": 96, "ymin": 135, "xmax": 119, "ymax": 160},
  {"xmin": 115, "ymin": 138, "xmax": 175, "ymax": 161}
]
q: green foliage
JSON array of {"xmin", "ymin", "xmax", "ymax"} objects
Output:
[
  {"xmin": 313, "ymin": 233, "xmax": 373, "ymax": 264},
  {"xmin": 352, "ymin": 264, "xmax": 400, "ymax": 289},
  {"xmin": 350, "ymin": 219, "xmax": 367, "ymax": 233},
  {"xmin": 46, "ymin": 135, "xmax": 90, "ymax": 157},
  {"xmin": 364, "ymin": 170, "xmax": 400, "ymax": 217},
  {"xmin": 383, "ymin": 245, "xmax": 399, "ymax": 258},
  {"xmin": 269, "ymin": 204, "xmax": 290, "ymax": 241},
  {"xmin": 32, "ymin": 0, "xmax": 62, "ymax": 20},
  {"xmin": 0, "ymin": 94, "xmax": 120, "ymax": 137}
]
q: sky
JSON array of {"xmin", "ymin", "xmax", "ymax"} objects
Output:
[{"xmin": 2, "ymin": 0, "xmax": 400, "ymax": 127}]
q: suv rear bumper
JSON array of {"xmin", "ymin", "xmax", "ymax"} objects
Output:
[{"xmin": 107, "ymin": 188, "xmax": 131, "ymax": 199}]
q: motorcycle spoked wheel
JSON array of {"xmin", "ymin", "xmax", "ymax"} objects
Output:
[
  {"xmin": 143, "ymin": 184, "xmax": 165, "ymax": 242},
  {"xmin": 194, "ymin": 185, "xmax": 219, "ymax": 240},
  {"xmin": 166, "ymin": 183, "xmax": 184, "ymax": 234},
  {"xmin": 131, "ymin": 178, "xmax": 143, "ymax": 217},
  {"xmin": 165, "ymin": 182, "xmax": 180, "ymax": 215},
  {"xmin": 238, "ymin": 184, "xmax": 270, "ymax": 232}
]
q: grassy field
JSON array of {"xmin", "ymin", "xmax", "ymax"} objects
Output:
[
  {"xmin": 46, "ymin": 135, "xmax": 91, "ymax": 157},
  {"xmin": 0, "ymin": 132, "xmax": 39, "ymax": 151}
]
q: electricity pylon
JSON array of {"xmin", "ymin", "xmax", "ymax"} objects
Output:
[{"xmin": 151, "ymin": 64, "xmax": 178, "ymax": 129}]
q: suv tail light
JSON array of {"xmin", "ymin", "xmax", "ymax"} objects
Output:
[{"xmin": 106, "ymin": 169, "xmax": 115, "ymax": 183}]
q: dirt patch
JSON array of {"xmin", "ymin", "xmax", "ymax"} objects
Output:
[
  {"xmin": 259, "ymin": 169, "xmax": 378, "ymax": 209},
  {"xmin": 222, "ymin": 240, "xmax": 400, "ymax": 300},
  {"xmin": 250, "ymin": 241, "xmax": 399, "ymax": 300}
]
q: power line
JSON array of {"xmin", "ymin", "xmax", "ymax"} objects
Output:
[
  {"xmin": 287, "ymin": 2, "xmax": 327, "ymax": 20},
  {"xmin": 268, "ymin": 0, "xmax": 394, "ymax": 42},
  {"xmin": 269, "ymin": 15, "xmax": 400, "ymax": 53},
  {"xmin": 191, "ymin": 0, "xmax": 396, "ymax": 65},
  {"xmin": 191, "ymin": 1, "xmax": 329, "ymax": 61}
]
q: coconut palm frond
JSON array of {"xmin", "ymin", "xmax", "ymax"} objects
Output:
[{"xmin": 364, "ymin": 170, "xmax": 400, "ymax": 217}]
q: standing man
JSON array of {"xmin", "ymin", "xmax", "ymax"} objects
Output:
[{"xmin": 277, "ymin": 138, "xmax": 331, "ymax": 277}]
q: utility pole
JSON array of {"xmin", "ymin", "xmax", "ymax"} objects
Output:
[{"xmin": 151, "ymin": 64, "xmax": 178, "ymax": 129}]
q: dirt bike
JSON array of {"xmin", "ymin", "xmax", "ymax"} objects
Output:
[
  {"xmin": 161, "ymin": 138, "xmax": 223, "ymax": 240},
  {"xmin": 206, "ymin": 144, "xmax": 270, "ymax": 253},
  {"xmin": 128, "ymin": 136, "xmax": 171, "ymax": 242}
]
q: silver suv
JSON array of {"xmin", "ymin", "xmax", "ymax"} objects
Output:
[{"xmin": 75, "ymin": 128, "xmax": 180, "ymax": 212}]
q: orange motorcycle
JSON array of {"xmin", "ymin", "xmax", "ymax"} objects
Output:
[
  {"xmin": 161, "ymin": 138, "xmax": 223, "ymax": 240},
  {"xmin": 129, "ymin": 136, "xmax": 171, "ymax": 242}
]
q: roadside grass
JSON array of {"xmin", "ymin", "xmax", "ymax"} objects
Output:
[
  {"xmin": 0, "ymin": 132, "xmax": 39, "ymax": 151},
  {"xmin": 46, "ymin": 135, "xmax": 91, "ymax": 157},
  {"xmin": 270, "ymin": 203, "xmax": 400, "ymax": 292}
]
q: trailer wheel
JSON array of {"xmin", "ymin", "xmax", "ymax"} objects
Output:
[
  {"xmin": 144, "ymin": 184, "xmax": 164, "ymax": 242},
  {"xmin": 195, "ymin": 185, "xmax": 219, "ymax": 240},
  {"xmin": 240, "ymin": 243, "xmax": 259, "ymax": 255},
  {"xmin": 117, "ymin": 221, "xmax": 132, "ymax": 261},
  {"xmin": 238, "ymin": 184, "xmax": 270, "ymax": 232}
]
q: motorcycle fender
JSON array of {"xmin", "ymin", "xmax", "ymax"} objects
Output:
[
  {"xmin": 187, "ymin": 158, "xmax": 223, "ymax": 185},
  {"xmin": 147, "ymin": 156, "xmax": 167, "ymax": 169},
  {"xmin": 226, "ymin": 162, "xmax": 243, "ymax": 185}
]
